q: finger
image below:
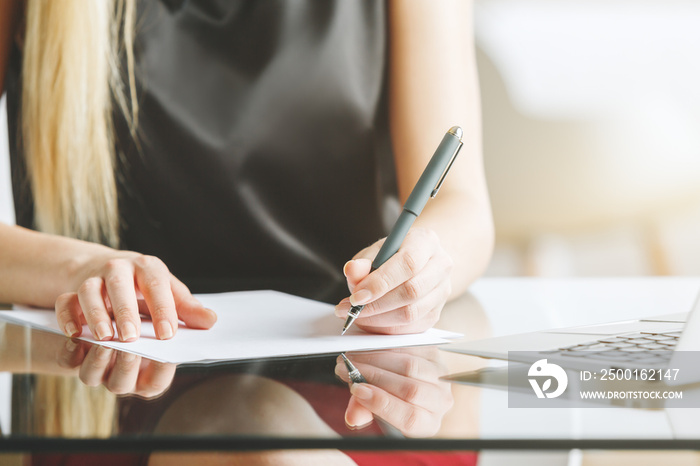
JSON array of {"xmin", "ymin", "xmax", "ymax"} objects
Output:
[
  {"xmin": 135, "ymin": 360, "xmax": 177, "ymax": 398},
  {"xmin": 103, "ymin": 259, "xmax": 140, "ymax": 342},
  {"xmin": 79, "ymin": 345, "xmax": 115, "ymax": 387},
  {"xmin": 353, "ymin": 251, "xmax": 452, "ymax": 317},
  {"xmin": 334, "ymin": 359, "xmax": 354, "ymax": 384},
  {"xmin": 356, "ymin": 304, "xmax": 442, "ymax": 335},
  {"xmin": 348, "ymin": 362, "xmax": 449, "ymax": 414},
  {"xmin": 337, "ymin": 355, "xmax": 452, "ymax": 425},
  {"xmin": 349, "ymin": 383, "xmax": 440, "ymax": 437},
  {"xmin": 354, "ymin": 281, "xmax": 449, "ymax": 329},
  {"xmin": 76, "ymin": 277, "xmax": 114, "ymax": 341},
  {"xmin": 345, "ymin": 394, "xmax": 374, "ymax": 428},
  {"xmin": 55, "ymin": 293, "xmax": 84, "ymax": 338},
  {"xmin": 352, "ymin": 239, "xmax": 385, "ymax": 262},
  {"xmin": 348, "ymin": 230, "xmax": 438, "ymax": 308},
  {"xmin": 335, "ymin": 254, "xmax": 451, "ymax": 320},
  {"xmin": 134, "ymin": 256, "xmax": 178, "ymax": 340},
  {"xmin": 334, "ymin": 362, "xmax": 379, "ymax": 428},
  {"xmin": 57, "ymin": 338, "xmax": 90, "ymax": 370},
  {"xmin": 334, "ymin": 357, "xmax": 441, "ymax": 393},
  {"xmin": 335, "ymin": 297, "xmax": 352, "ymax": 319},
  {"xmin": 336, "ymin": 351, "xmax": 445, "ymax": 384},
  {"xmin": 345, "ymin": 346, "xmax": 444, "ymax": 367},
  {"xmin": 343, "ymin": 258, "xmax": 372, "ymax": 294},
  {"xmin": 170, "ymin": 277, "xmax": 217, "ymax": 329},
  {"xmin": 105, "ymin": 351, "xmax": 141, "ymax": 395}
]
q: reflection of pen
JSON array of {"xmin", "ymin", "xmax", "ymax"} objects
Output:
[
  {"xmin": 340, "ymin": 353, "xmax": 405, "ymax": 438},
  {"xmin": 341, "ymin": 126, "xmax": 464, "ymax": 335},
  {"xmin": 341, "ymin": 352, "xmax": 368, "ymax": 383}
]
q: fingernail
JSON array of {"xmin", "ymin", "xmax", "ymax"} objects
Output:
[
  {"xmin": 64, "ymin": 339, "xmax": 78, "ymax": 352},
  {"xmin": 345, "ymin": 411, "xmax": 373, "ymax": 429},
  {"xmin": 343, "ymin": 261, "xmax": 353, "ymax": 277},
  {"xmin": 65, "ymin": 322, "xmax": 79, "ymax": 337},
  {"xmin": 95, "ymin": 322, "xmax": 113, "ymax": 341},
  {"xmin": 158, "ymin": 321, "xmax": 173, "ymax": 340},
  {"xmin": 121, "ymin": 322, "xmax": 137, "ymax": 341},
  {"xmin": 345, "ymin": 410, "xmax": 356, "ymax": 427},
  {"xmin": 350, "ymin": 289, "xmax": 372, "ymax": 306},
  {"xmin": 350, "ymin": 383, "xmax": 372, "ymax": 400}
]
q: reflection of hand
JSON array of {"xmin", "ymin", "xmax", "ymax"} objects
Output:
[
  {"xmin": 335, "ymin": 228, "xmax": 452, "ymax": 334},
  {"xmin": 58, "ymin": 339, "xmax": 176, "ymax": 398},
  {"xmin": 335, "ymin": 347, "xmax": 453, "ymax": 437},
  {"xmin": 55, "ymin": 253, "xmax": 217, "ymax": 342}
]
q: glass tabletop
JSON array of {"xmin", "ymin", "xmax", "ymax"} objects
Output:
[{"xmin": 2, "ymin": 278, "xmax": 700, "ymax": 454}]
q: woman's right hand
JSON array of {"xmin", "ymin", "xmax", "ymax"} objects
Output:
[
  {"xmin": 335, "ymin": 347, "xmax": 453, "ymax": 437},
  {"xmin": 55, "ymin": 253, "xmax": 217, "ymax": 342}
]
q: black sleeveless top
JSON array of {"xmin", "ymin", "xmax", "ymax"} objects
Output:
[{"xmin": 6, "ymin": 0, "xmax": 397, "ymax": 299}]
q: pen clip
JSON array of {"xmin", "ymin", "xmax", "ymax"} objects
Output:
[{"xmin": 430, "ymin": 141, "xmax": 463, "ymax": 198}]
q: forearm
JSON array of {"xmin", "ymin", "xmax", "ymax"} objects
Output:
[
  {"xmin": 388, "ymin": 0, "xmax": 493, "ymax": 299},
  {"xmin": 0, "ymin": 222, "xmax": 119, "ymax": 307},
  {"xmin": 413, "ymin": 191, "xmax": 493, "ymax": 299}
]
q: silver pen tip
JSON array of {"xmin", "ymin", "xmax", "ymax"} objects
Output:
[
  {"xmin": 448, "ymin": 126, "xmax": 463, "ymax": 140},
  {"xmin": 342, "ymin": 313, "xmax": 356, "ymax": 335}
]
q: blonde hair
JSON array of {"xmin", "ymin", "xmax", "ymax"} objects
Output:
[
  {"xmin": 20, "ymin": 1, "xmax": 137, "ymax": 438},
  {"xmin": 34, "ymin": 376, "xmax": 117, "ymax": 437},
  {"xmin": 22, "ymin": 0, "xmax": 137, "ymax": 246}
]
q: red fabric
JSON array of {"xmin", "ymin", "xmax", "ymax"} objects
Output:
[{"xmin": 347, "ymin": 451, "xmax": 477, "ymax": 466}]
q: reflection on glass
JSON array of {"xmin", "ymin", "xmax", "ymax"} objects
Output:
[
  {"xmin": 335, "ymin": 347, "xmax": 454, "ymax": 438},
  {"xmin": 0, "ymin": 321, "xmax": 176, "ymax": 438}
]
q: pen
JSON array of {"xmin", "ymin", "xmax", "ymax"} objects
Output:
[
  {"xmin": 341, "ymin": 126, "xmax": 463, "ymax": 335},
  {"xmin": 341, "ymin": 352, "xmax": 367, "ymax": 383},
  {"xmin": 340, "ymin": 353, "xmax": 405, "ymax": 438}
]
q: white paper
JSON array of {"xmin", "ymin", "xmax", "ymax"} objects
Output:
[{"xmin": 0, "ymin": 290, "xmax": 460, "ymax": 364}]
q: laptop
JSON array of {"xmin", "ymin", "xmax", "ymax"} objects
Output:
[{"xmin": 443, "ymin": 288, "xmax": 700, "ymax": 385}]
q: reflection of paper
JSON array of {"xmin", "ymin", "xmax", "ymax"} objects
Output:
[{"xmin": 0, "ymin": 290, "xmax": 460, "ymax": 364}]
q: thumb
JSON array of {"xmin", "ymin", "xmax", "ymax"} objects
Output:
[
  {"xmin": 343, "ymin": 258, "xmax": 372, "ymax": 293},
  {"xmin": 345, "ymin": 394, "xmax": 374, "ymax": 429},
  {"xmin": 170, "ymin": 277, "xmax": 217, "ymax": 329}
]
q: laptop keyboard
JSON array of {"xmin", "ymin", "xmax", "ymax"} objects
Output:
[{"xmin": 539, "ymin": 331, "xmax": 682, "ymax": 365}]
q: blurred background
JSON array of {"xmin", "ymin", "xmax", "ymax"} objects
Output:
[
  {"xmin": 2, "ymin": 0, "xmax": 700, "ymax": 279},
  {"xmin": 479, "ymin": 0, "xmax": 700, "ymax": 278}
]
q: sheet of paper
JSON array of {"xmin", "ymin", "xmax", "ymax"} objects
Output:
[{"xmin": 0, "ymin": 290, "xmax": 460, "ymax": 364}]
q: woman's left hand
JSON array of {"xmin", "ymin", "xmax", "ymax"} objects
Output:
[
  {"xmin": 335, "ymin": 227, "xmax": 453, "ymax": 334},
  {"xmin": 59, "ymin": 339, "xmax": 176, "ymax": 398}
]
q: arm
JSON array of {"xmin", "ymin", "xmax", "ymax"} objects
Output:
[
  {"xmin": 388, "ymin": 0, "xmax": 493, "ymax": 296},
  {"xmin": 0, "ymin": 3, "xmax": 214, "ymax": 342},
  {"xmin": 336, "ymin": 0, "xmax": 493, "ymax": 334},
  {"xmin": 0, "ymin": 223, "xmax": 216, "ymax": 341},
  {"xmin": 0, "ymin": 223, "xmax": 117, "ymax": 307}
]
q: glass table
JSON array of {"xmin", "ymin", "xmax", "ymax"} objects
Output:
[{"xmin": 2, "ymin": 277, "xmax": 700, "ymax": 460}]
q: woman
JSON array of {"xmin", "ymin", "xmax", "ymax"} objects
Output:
[{"xmin": 0, "ymin": 0, "xmax": 493, "ymax": 343}]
